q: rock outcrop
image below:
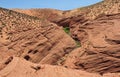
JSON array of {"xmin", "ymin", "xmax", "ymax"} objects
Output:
[
  {"xmin": 0, "ymin": 7, "xmax": 76, "ymax": 69},
  {"xmin": 12, "ymin": 8, "xmax": 64, "ymax": 22},
  {"xmin": 12, "ymin": 0, "xmax": 120, "ymax": 22},
  {"xmin": 1, "ymin": 57, "xmax": 120, "ymax": 77},
  {"xmin": 53, "ymin": 14, "xmax": 88, "ymax": 41},
  {"xmin": 0, "ymin": 0, "xmax": 120, "ymax": 76},
  {"xmin": 64, "ymin": 0, "xmax": 120, "ymax": 19},
  {"xmin": 63, "ymin": 13, "xmax": 120, "ymax": 74}
]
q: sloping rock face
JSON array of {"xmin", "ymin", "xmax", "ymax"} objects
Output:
[
  {"xmin": 53, "ymin": 1, "xmax": 120, "ymax": 73},
  {"xmin": 0, "ymin": 7, "xmax": 76, "ymax": 69},
  {"xmin": 54, "ymin": 0, "xmax": 120, "ymax": 41},
  {"xmin": 1, "ymin": 57, "xmax": 120, "ymax": 77},
  {"xmin": 64, "ymin": 0, "xmax": 120, "ymax": 19},
  {"xmin": 12, "ymin": 0, "xmax": 120, "ymax": 24},
  {"xmin": 12, "ymin": 8, "xmax": 64, "ymax": 22},
  {"xmin": 63, "ymin": 13, "xmax": 120, "ymax": 74},
  {"xmin": 12, "ymin": 0, "xmax": 120, "ymax": 23},
  {"xmin": 54, "ymin": 14, "xmax": 88, "ymax": 41},
  {"xmin": 0, "ymin": 57, "xmax": 105, "ymax": 77}
]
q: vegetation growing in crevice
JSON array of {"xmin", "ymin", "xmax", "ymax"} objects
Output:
[
  {"xmin": 63, "ymin": 27, "xmax": 81, "ymax": 47},
  {"xmin": 63, "ymin": 27, "xmax": 70, "ymax": 35}
]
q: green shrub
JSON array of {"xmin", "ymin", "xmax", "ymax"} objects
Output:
[
  {"xmin": 63, "ymin": 27, "xmax": 70, "ymax": 35},
  {"xmin": 63, "ymin": 27, "xmax": 81, "ymax": 47}
]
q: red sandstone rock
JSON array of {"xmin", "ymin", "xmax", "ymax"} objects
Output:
[
  {"xmin": 0, "ymin": 57, "xmax": 101, "ymax": 77},
  {"xmin": 0, "ymin": 7, "xmax": 76, "ymax": 68},
  {"xmin": 63, "ymin": 13, "xmax": 120, "ymax": 74}
]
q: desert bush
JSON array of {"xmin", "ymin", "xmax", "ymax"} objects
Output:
[{"xmin": 63, "ymin": 27, "xmax": 70, "ymax": 35}]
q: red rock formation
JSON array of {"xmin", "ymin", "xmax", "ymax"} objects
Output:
[
  {"xmin": 0, "ymin": 7, "xmax": 76, "ymax": 67},
  {"xmin": 12, "ymin": 8, "xmax": 64, "ymax": 22},
  {"xmin": 0, "ymin": 0, "xmax": 120, "ymax": 76},
  {"xmin": 63, "ymin": 13, "xmax": 120, "ymax": 74},
  {"xmin": 1, "ymin": 57, "xmax": 120, "ymax": 77}
]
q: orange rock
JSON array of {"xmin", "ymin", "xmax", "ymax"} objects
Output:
[{"xmin": 0, "ymin": 7, "xmax": 76, "ymax": 67}]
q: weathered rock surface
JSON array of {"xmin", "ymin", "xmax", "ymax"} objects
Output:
[
  {"xmin": 52, "ymin": 1, "xmax": 120, "ymax": 74},
  {"xmin": 0, "ymin": 7, "xmax": 76, "ymax": 69},
  {"xmin": 64, "ymin": 0, "xmax": 120, "ymax": 19},
  {"xmin": 53, "ymin": 14, "xmax": 88, "ymax": 41},
  {"xmin": 1, "ymin": 57, "xmax": 120, "ymax": 77},
  {"xmin": 12, "ymin": 8, "xmax": 64, "ymax": 22},
  {"xmin": 0, "ymin": 0, "xmax": 120, "ymax": 76},
  {"xmin": 12, "ymin": 0, "xmax": 120, "ymax": 22},
  {"xmin": 63, "ymin": 13, "xmax": 120, "ymax": 74}
]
